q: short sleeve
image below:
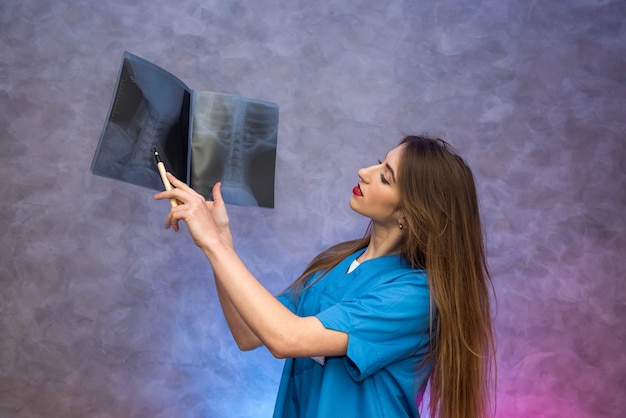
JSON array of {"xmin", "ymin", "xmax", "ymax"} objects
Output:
[
  {"xmin": 315, "ymin": 272, "xmax": 430, "ymax": 380},
  {"xmin": 277, "ymin": 291, "xmax": 296, "ymax": 313}
]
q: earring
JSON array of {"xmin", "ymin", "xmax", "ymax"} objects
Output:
[{"xmin": 398, "ymin": 222, "xmax": 404, "ymax": 230}]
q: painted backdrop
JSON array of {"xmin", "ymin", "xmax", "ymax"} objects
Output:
[{"xmin": 1, "ymin": 0, "xmax": 624, "ymax": 417}]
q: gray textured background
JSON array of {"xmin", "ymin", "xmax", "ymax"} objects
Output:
[{"xmin": 1, "ymin": 0, "xmax": 624, "ymax": 417}]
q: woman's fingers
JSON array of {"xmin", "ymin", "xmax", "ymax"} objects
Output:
[
  {"xmin": 212, "ymin": 182, "xmax": 224, "ymax": 205},
  {"xmin": 165, "ymin": 172, "xmax": 195, "ymax": 192},
  {"xmin": 168, "ymin": 211, "xmax": 181, "ymax": 232},
  {"xmin": 154, "ymin": 173, "xmax": 193, "ymax": 205},
  {"xmin": 155, "ymin": 175, "xmax": 230, "ymax": 249},
  {"xmin": 162, "ymin": 208, "xmax": 178, "ymax": 231}
]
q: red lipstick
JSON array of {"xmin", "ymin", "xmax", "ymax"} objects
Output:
[{"xmin": 352, "ymin": 184, "xmax": 363, "ymax": 196}]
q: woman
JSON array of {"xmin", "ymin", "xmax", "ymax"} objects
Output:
[{"xmin": 155, "ymin": 135, "xmax": 496, "ymax": 418}]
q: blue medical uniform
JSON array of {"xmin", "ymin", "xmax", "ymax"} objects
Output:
[{"xmin": 275, "ymin": 249, "xmax": 433, "ymax": 418}]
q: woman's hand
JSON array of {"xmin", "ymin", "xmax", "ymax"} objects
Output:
[{"xmin": 154, "ymin": 173, "xmax": 233, "ymax": 250}]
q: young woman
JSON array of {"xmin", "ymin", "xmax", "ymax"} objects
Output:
[{"xmin": 155, "ymin": 135, "xmax": 496, "ymax": 418}]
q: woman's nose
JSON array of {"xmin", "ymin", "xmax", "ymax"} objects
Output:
[{"xmin": 357, "ymin": 164, "xmax": 375, "ymax": 182}]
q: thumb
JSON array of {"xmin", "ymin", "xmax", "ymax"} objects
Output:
[{"xmin": 212, "ymin": 182, "xmax": 224, "ymax": 205}]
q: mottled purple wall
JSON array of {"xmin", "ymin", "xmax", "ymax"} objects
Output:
[{"xmin": 1, "ymin": 0, "xmax": 624, "ymax": 417}]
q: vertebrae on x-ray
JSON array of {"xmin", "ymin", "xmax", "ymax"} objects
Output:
[
  {"xmin": 193, "ymin": 94, "xmax": 278, "ymax": 205},
  {"xmin": 124, "ymin": 63, "xmax": 185, "ymax": 187}
]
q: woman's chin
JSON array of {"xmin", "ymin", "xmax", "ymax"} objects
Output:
[{"xmin": 348, "ymin": 197, "xmax": 362, "ymax": 215}]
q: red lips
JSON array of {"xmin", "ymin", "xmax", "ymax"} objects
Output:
[{"xmin": 352, "ymin": 184, "xmax": 363, "ymax": 196}]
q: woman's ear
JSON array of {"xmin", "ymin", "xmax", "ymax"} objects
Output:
[{"xmin": 395, "ymin": 209, "xmax": 407, "ymax": 230}]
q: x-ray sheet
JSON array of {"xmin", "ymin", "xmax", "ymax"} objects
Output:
[{"xmin": 91, "ymin": 52, "xmax": 279, "ymax": 208}]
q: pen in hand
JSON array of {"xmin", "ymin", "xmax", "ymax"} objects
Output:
[{"xmin": 153, "ymin": 147, "xmax": 178, "ymax": 208}]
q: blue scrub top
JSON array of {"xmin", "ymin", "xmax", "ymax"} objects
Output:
[{"xmin": 275, "ymin": 249, "xmax": 433, "ymax": 418}]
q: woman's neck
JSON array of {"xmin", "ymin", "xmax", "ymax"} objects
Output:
[{"xmin": 357, "ymin": 226, "xmax": 402, "ymax": 262}]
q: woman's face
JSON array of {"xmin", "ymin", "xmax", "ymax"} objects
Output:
[{"xmin": 350, "ymin": 144, "xmax": 405, "ymax": 227}]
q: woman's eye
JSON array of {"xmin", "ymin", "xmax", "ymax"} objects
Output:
[{"xmin": 377, "ymin": 160, "xmax": 390, "ymax": 184}]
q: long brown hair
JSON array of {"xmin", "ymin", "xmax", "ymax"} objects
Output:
[{"xmin": 287, "ymin": 135, "xmax": 496, "ymax": 418}]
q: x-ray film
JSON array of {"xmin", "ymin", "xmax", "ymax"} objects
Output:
[{"xmin": 91, "ymin": 52, "xmax": 279, "ymax": 208}]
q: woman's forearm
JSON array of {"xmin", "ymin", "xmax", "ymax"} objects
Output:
[
  {"xmin": 202, "ymin": 239, "xmax": 348, "ymax": 360},
  {"xmin": 214, "ymin": 275, "xmax": 263, "ymax": 351},
  {"xmin": 206, "ymin": 241, "xmax": 298, "ymax": 358}
]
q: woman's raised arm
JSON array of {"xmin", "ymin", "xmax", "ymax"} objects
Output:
[{"xmin": 155, "ymin": 174, "xmax": 348, "ymax": 359}]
